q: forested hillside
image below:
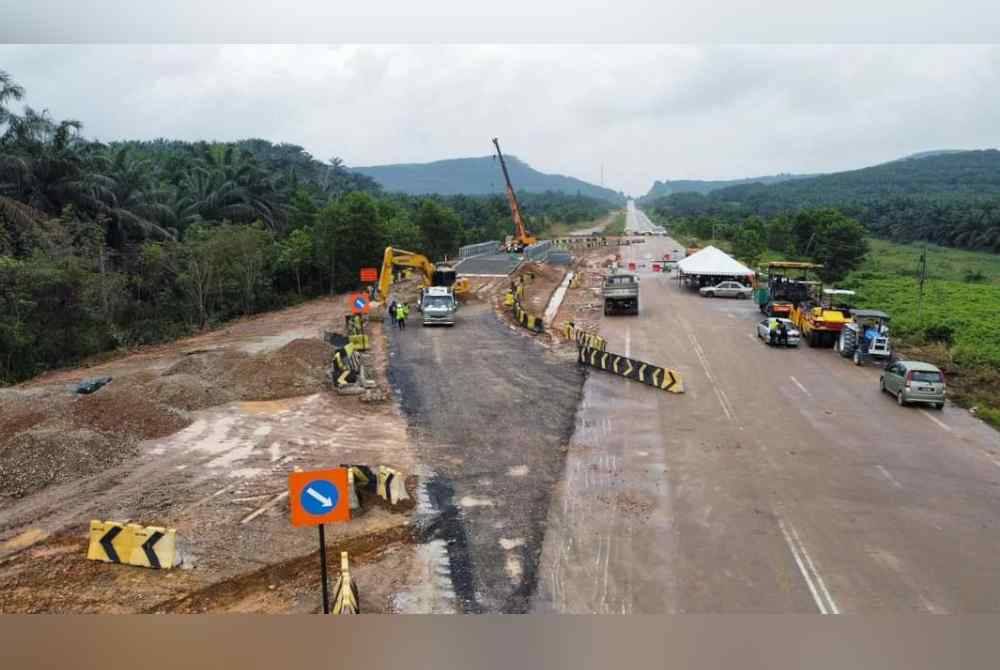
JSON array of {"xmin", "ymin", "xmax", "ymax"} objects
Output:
[
  {"xmin": 645, "ymin": 150, "xmax": 1000, "ymax": 252},
  {"xmin": 354, "ymin": 155, "xmax": 626, "ymax": 203},
  {"xmin": 642, "ymin": 173, "xmax": 812, "ymax": 199},
  {"xmin": 0, "ymin": 71, "xmax": 613, "ymax": 383}
]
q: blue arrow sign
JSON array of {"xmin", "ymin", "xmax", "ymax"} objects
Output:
[
  {"xmin": 300, "ymin": 479, "xmax": 340, "ymax": 516},
  {"xmin": 354, "ymin": 296, "xmax": 367, "ymax": 310}
]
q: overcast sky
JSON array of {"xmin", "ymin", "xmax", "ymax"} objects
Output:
[{"xmin": 2, "ymin": 45, "xmax": 999, "ymax": 196}]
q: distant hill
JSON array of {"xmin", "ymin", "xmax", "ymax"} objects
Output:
[
  {"xmin": 352, "ymin": 155, "xmax": 625, "ymax": 203},
  {"xmin": 642, "ymin": 173, "xmax": 815, "ymax": 199},
  {"xmin": 643, "ymin": 149, "xmax": 1000, "ymax": 252},
  {"xmin": 891, "ymin": 149, "xmax": 970, "ymax": 162}
]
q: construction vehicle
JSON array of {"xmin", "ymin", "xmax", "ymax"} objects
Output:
[
  {"xmin": 754, "ymin": 261, "xmax": 822, "ymax": 317},
  {"xmin": 492, "ymin": 137, "xmax": 538, "ymax": 253},
  {"xmin": 790, "ymin": 288, "xmax": 855, "ymax": 348},
  {"xmin": 419, "ymin": 286, "xmax": 458, "ymax": 326},
  {"xmin": 376, "ymin": 246, "xmax": 469, "ymax": 303},
  {"xmin": 603, "ymin": 273, "xmax": 640, "ymax": 316},
  {"xmin": 836, "ymin": 309, "xmax": 892, "ymax": 366}
]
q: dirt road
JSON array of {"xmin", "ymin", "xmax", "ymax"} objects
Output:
[
  {"xmin": 0, "ymin": 298, "xmax": 419, "ymax": 613},
  {"xmin": 387, "ymin": 301, "xmax": 583, "ymax": 613},
  {"xmin": 535, "ymin": 234, "xmax": 1000, "ymax": 613}
]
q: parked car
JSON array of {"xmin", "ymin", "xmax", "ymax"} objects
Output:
[
  {"xmin": 880, "ymin": 360, "xmax": 945, "ymax": 409},
  {"xmin": 755, "ymin": 318, "xmax": 801, "ymax": 347},
  {"xmin": 700, "ymin": 280, "xmax": 753, "ymax": 299}
]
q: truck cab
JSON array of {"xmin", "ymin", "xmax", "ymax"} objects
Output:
[
  {"xmin": 420, "ymin": 286, "xmax": 458, "ymax": 326},
  {"xmin": 602, "ymin": 273, "xmax": 640, "ymax": 316}
]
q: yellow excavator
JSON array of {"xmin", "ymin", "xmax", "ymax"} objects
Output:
[
  {"xmin": 376, "ymin": 246, "xmax": 470, "ymax": 302},
  {"xmin": 492, "ymin": 137, "xmax": 538, "ymax": 253}
]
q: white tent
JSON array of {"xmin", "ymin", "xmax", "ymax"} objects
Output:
[{"xmin": 676, "ymin": 246, "xmax": 754, "ymax": 277}]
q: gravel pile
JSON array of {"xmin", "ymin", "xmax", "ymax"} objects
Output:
[{"xmin": 0, "ymin": 426, "xmax": 137, "ymax": 498}]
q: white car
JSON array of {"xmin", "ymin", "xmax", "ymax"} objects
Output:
[
  {"xmin": 756, "ymin": 318, "xmax": 801, "ymax": 347},
  {"xmin": 699, "ymin": 281, "xmax": 753, "ymax": 299}
]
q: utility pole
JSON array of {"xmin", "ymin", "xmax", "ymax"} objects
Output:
[{"xmin": 916, "ymin": 241, "xmax": 928, "ymax": 323}]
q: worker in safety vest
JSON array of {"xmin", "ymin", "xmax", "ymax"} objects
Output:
[{"xmin": 769, "ymin": 318, "xmax": 780, "ymax": 345}]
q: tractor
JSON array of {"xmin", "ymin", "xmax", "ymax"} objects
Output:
[{"xmin": 835, "ymin": 309, "xmax": 892, "ymax": 366}]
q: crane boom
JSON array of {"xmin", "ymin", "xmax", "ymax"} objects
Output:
[{"xmin": 492, "ymin": 137, "xmax": 536, "ymax": 251}]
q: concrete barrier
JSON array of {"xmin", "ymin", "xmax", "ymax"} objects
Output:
[
  {"xmin": 577, "ymin": 346, "xmax": 684, "ymax": 393},
  {"xmin": 459, "ymin": 240, "xmax": 500, "ymax": 259},
  {"xmin": 87, "ymin": 520, "xmax": 178, "ymax": 569}
]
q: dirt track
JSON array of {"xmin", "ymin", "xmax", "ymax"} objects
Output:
[{"xmin": 0, "ymin": 297, "xmax": 420, "ymax": 613}]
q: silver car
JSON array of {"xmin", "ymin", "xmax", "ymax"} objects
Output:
[
  {"xmin": 756, "ymin": 318, "xmax": 801, "ymax": 347},
  {"xmin": 880, "ymin": 360, "xmax": 945, "ymax": 409},
  {"xmin": 700, "ymin": 281, "xmax": 753, "ymax": 299}
]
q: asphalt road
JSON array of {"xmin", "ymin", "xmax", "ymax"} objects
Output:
[
  {"xmin": 624, "ymin": 199, "xmax": 664, "ymax": 235},
  {"xmin": 387, "ymin": 304, "xmax": 584, "ymax": 613},
  {"xmin": 455, "ymin": 253, "xmax": 523, "ymax": 277},
  {"xmin": 534, "ymin": 230, "xmax": 1000, "ymax": 613}
]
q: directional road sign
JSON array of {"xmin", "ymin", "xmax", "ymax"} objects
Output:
[
  {"xmin": 349, "ymin": 292, "xmax": 370, "ymax": 315},
  {"xmin": 289, "ymin": 468, "xmax": 351, "ymax": 527}
]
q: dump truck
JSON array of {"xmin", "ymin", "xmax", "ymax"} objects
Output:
[{"xmin": 603, "ymin": 273, "xmax": 640, "ymax": 316}]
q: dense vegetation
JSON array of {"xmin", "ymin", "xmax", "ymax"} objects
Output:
[
  {"xmin": 644, "ymin": 151, "xmax": 1000, "ymax": 252},
  {"xmin": 354, "ymin": 155, "xmax": 626, "ymax": 203},
  {"xmin": 643, "ymin": 173, "xmax": 811, "ymax": 199},
  {"xmin": 0, "ymin": 71, "xmax": 612, "ymax": 383}
]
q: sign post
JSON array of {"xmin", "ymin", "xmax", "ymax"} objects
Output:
[{"xmin": 288, "ymin": 468, "xmax": 351, "ymax": 614}]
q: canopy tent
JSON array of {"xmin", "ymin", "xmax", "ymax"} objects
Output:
[{"xmin": 676, "ymin": 246, "xmax": 755, "ymax": 288}]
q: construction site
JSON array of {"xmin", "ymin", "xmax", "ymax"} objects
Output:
[{"xmin": 2, "ymin": 154, "xmax": 1000, "ymax": 616}]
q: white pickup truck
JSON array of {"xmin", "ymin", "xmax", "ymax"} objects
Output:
[{"xmin": 419, "ymin": 286, "xmax": 458, "ymax": 326}]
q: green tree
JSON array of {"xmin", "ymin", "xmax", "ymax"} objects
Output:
[
  {"xmin": 732, "ymin": 227, "xmax": 765, "ymax": 267},
  {"xmin": 414, "ymin": 199, "xmax": 462, "ymax": 261},
  {"xmin": 811, "ymin": 216, "xmax": 870, "ymax": 282},
  {"xmin": 277, "ymin": 227, "xmax": 314, "ymax": 294}
]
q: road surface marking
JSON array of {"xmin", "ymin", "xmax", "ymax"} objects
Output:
[
  {"xmin": 920, "ymin": 410, "xmax": 952, "ymax": 432},
  {"xmin": 778, "ymin": 517, "xmax": 840, "ymax": 614},
  {"xmin": 876, "ymin": 465, "xmax": 903, "ymax": 488},
  {"xmin": 789, "ymin": 376, "xmax": 811, "ymax": 396},
  {"xmin": 625, "ymin": 328, "xmax": 631, "ymax": 358},
  {"xmin": 713, "ymin": 387, "xmax": 733, "ymax": 421},
  {"xmin": 748, "ymin": 333, "xmax": 757, "ymax": 341},
  {"xmin": 727, "ymin": 313, "xmax": 735, "ymax": 319}
]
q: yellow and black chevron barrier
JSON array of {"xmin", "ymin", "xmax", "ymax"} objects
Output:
[
  {"xmin": 376, "ymin": 465, "xmax": 410, "ymax": 505},
  {"xmin": 512, "ymin": 298, "xmax": 544, "ymax": 334},
  {"xmin": 332, "ymin": 551, "xmax": 360, "ymax": 614},
  {"xmin": 331, "ymin": 342, "xmax": 363, "ymax": 387},
  {"xmin": 562, "ymin": 321, "xmax": 607, "ymax": 351},
  {"xmin": 577, "ymin": 346, "xmax": 684, "ymax": 393},
  {"xmin": 86, "ymin": 520, "xmax": 178, "ymax": 569}
]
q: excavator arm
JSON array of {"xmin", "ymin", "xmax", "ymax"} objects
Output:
[
  {"xmin": 492, "ymin": 137, "xmax": 537, "ymax": 250},
  {"xmin": 377, "ymin": 246, "xmax": 469, "ymax": 301}
]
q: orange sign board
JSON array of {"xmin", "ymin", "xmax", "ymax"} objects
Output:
[
  {"xmin": 288, "ymin": 468, "xmax": 351, "ymax": 527},
  {"xmin": 349, "ymin": 293, "xmax": 371, "ymax": 315},
  {"xmin": 360, "ymin": 267, "xmax": 378, "ymax": 283}
]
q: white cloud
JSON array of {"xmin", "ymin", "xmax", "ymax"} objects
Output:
[{"xmin": 2, "ymin": 45, "xmax": 999, "ymax": 195}]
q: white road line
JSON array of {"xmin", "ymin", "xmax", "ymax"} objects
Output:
[
  {"xmin": 920, "ymin": 410, "xmax": 952, "ymax": 433},
  {"xmin": 876, "ymin": 465, "xmax": 903, "ymax": 489},
  {"xmin": 789, "ymin": 376, "xmax": 811, "ymax": 396},
  {"xmin": 748, "ymin": 333, "xmax": 757, "ymax": 341},
  {"xmin": 713, "ymin": 387, "xmax": 733, "ymax": 421},
  {"xmin": 787, "ymin": 522, "xmax": 840, "ymax": 614},
  {"xmin": 625, "ymin": 328, "xmax": 631, "ymax": 358},
  {"xmin": 778, "ymin": 518, "xmax": 827, "ymax": 614},
  {"xmin": 778, "ymin": 517, "xmax": 839, "ymax": 614}
]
